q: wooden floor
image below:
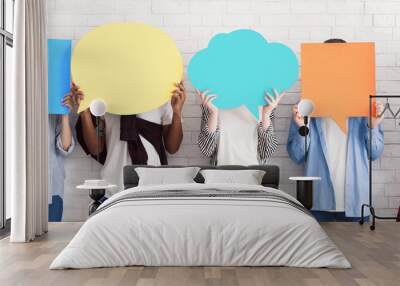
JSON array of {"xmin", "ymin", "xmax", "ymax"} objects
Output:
[{"xmin": 0, "ymin": 222, "xmax": 399, "ymax": 286}]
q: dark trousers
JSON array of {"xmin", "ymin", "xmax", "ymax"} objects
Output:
[
  {"xmin": 48, "ymin": 195, "xmax": 63, "ymax": 222},
  {"xmin": 311, "ymin": 211, "xmax": 369, "ymax": 222}
]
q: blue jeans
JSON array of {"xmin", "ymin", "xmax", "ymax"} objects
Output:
[
  {"xmin": 48, "ymin": 195, "xmax": 63, "ymax": 222},
  {"xmin": 311, "ymin": 211, "xmax": 369, "ymax": 222}
]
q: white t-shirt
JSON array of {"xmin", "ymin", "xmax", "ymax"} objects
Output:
[
  {"xmin": 320, "ymin": 118, "xmax": 347, "ymax": 212},
  {"xmin": 101, "ymin": 103, "xmax": 173, "ymax": 195},
  {"xmin": 217, "ymin": 106, "xmax": 259, "ymax": 165}
]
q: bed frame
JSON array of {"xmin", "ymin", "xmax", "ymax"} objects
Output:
[{"xmin": 123, "ymin": 165, "xmax": 280, "ymax": 189}]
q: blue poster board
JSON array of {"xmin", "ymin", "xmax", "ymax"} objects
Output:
[{"xmin": 48, "ymin": 39, "xmax": 71, "ymax": 114}]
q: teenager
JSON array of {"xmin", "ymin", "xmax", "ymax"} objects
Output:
[
  {"xmin": 73, "ymin": 82, "xmax": 186, "ymax": 194},
  {"xmin": 197, "ymin": 89, "xmax": 283, "ymax": 165},
  {"xmin": 286, "ymin": 39, "xmax": 385, "ymax": 221},
  {"xmin": 48, "ymin": 93, "xmax": 77, "ymax": 222}
]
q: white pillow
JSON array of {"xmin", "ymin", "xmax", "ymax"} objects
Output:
[
  {"xmin": 200, "ymin": 169, "xmax": 266, "ymax": 185},
  {"xmin": 135, "ymin": 167, "xmax": 201, "ymax": 186}
]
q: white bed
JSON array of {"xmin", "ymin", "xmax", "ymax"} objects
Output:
[{"xmin": 50, "ymin": 183, "xmax": 350, "ymax": 269}]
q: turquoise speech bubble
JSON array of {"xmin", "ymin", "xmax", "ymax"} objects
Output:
[{"xmin": 188, "ymin": 29, "xmax": 299, "ymax": 118}]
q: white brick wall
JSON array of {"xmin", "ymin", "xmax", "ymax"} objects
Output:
[{"xmin": 47, "ymin": 0, "xmax": 400, "ymax": 221}]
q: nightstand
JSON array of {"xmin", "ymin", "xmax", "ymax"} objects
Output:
[{"xmin": 77, "ymin": 182, "xmax": 117, "ymax": 215}]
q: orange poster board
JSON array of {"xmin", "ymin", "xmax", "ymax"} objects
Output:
[{"xmin": 301, "ymin": 42, "xmax": 375, "ymax": 133}]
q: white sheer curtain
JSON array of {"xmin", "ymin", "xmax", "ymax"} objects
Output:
[{"xmin": 9, "ymin": 0, "xmax": 48, "ymax": 242}]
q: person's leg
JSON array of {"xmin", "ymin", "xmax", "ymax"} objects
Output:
[
  {"xmin": 335, "ymin": 212, "xmax": 369, "ymax": 222},
  {"xmin": 311, "ymin": 211, "xmax": 336, "ymax": 222},
  {"xmin": 311, "ymin": 211, "xmax": 369, "ymax": 222},
  {"xmin": 48, "ymin": 195, "xmax": 63, "ymax": 222}
]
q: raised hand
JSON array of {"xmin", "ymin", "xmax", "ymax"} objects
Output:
[
  {"xmin": 70, "ymin": 82, "xmax": 85, "ymax": 110},
  {"xmin": 371, "ymin": 102, "xmax": 384, "ymax": 128},
  {"xmin": 292, "ymin": 104, "xmax": 305, "ymax": 127},
  {"xmin": 61, "ymin": 92, "xmax": 75, "ymax": 113},
  {"xmin": 196, "ymin": 89, "xmax": 218, "ymax": 115},
  {"xmin": 171, "ymin": 81, "xmax": 186, "ymax": 116},
  {"xmin": 261, "ymin": 88, "xmax": 285, "ymax": 129},
  {"xmin": 263, "ymin": 88, "xmax": 285, "ymax": 116}
]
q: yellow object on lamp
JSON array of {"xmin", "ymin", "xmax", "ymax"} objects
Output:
[{"xmin": 72, "ymin": 22, "xmax": 183, "ymax": 115}]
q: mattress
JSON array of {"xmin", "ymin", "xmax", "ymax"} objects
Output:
[{"xmin": 50, "ymin": 183, "xmax": 351, "ymax": 269}]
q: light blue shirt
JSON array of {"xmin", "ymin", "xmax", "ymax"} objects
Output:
[
  {"xmin": 287, "ymin": 117, "xmax": 384, "ymax": 217},
  {"xmin": 48, "ymin": 115, "xmax": 77, "ymax": 204}
]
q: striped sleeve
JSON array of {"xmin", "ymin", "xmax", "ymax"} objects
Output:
[
  {"xmin": 198, "ymin": 105, "xmax": 219, "ymax": 157},
  {"xmin": 257, "ymin": 110, "xmax": 278, "ymax": 164}
]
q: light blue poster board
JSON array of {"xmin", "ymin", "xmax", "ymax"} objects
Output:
[
  {"xmin": 48, "ymin": 39, "xmax": 71, "ymax": 115},
  {"xmin": 188, "ymin": 29, "xmax": 299, "ymax": 118}
]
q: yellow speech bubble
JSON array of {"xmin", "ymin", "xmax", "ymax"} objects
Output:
[{"xmin": 72, "ymin": 22, "xmax": 183, "ymax": 114}]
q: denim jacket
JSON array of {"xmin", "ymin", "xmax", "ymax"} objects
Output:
[
  {"xmin": 48, "ymin": 114, "xmax": 77, "ymax": 204},
  {"xmin": 287, "ymin": 117, "xmax": 384, "ymax": 217}
]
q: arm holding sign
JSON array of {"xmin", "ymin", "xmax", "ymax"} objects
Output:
[
  {"xmin": 261, "ymin": 89, "xmax": 284, "ymax": 129},
  {"xmin": 257, "ymin": 89, "xmax": 283, "ymax": 163},
  {"xmin": 365, "ymin": 102, "xmax": 384, "ymax": 161},
  {"xmin": 197, "ymin": 90, "xmax": 219, "ymax": 132},
  {"xmin": 370, "ymin": 102, "xmax": 384, "ymax": 129},
  {"xmin": 257, "ymin": 111, "xmax": 278, "ymax": 164},
  {"xmin": 197, "ymin": 90, "xmax": 219, "ymax": 158},
  {"xmin": 57, "ymin": 93, "xmax": 76, "ymax": 153},
  {"xmin": 163, "ymin": 82, "xmax": 186, "ymax": 154}
]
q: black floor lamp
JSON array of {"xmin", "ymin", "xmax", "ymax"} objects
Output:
[
  {"xmin": 290, "ymin": 99, "xmax": 318, "ymax": 210},
  {"xmin": 297, "ymin": 99, "xmax": 315, "ymax": 161},
  {"xmin": 89, "ymin": 99, "xmax": 107, "ymax": 214}
]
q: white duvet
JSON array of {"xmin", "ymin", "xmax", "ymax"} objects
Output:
[{"xmin": 50, "ymin": 183, "xmax": 350, "ymax": 269}]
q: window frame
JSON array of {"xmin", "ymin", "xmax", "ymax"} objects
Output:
[{"xmin": 0, "ymin": 0, "xmax": 13, "ymax": 233}]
